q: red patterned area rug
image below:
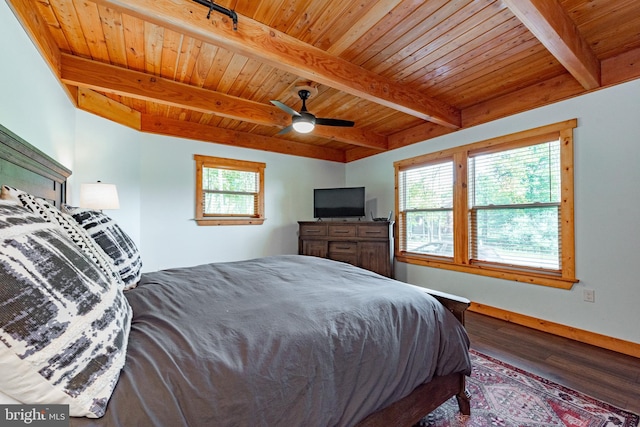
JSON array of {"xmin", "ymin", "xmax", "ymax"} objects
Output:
[{"xmin": 420, "ymin": 349, "xmax": 639, "ymax": 427}]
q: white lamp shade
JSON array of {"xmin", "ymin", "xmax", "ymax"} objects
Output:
[{"xmin": 79, "ymin": 183, "xmax": 120, "ymax": 210}]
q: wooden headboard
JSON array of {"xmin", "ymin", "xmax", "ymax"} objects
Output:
[{"xmin": 0, "ymin": 124, "xmax": 71, "ymax": 206}]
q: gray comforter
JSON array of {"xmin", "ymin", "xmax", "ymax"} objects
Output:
[{"xmin": 72, "ymin": 255, "xmax": 471, "ymax": 427}]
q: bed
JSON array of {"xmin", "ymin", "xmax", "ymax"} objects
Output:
[{"xmin": 0, "ymin": 124, "xmax": 471, "ymax": 427}]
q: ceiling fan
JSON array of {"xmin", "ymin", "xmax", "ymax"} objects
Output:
[{"xmin": 271, "ymin": 89, "xmax": 355, "ymax": 135}]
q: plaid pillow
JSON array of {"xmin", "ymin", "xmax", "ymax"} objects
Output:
[
  {"xmin": 1, "ymin": 185, "xmax": 125, "ymax": 291},
  {"xmin": 62, "ymin": 205, "xmax": 142, "ymax": 290}
]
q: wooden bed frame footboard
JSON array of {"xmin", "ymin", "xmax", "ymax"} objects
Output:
[{"xmin": 356, "ymin": 286, "xmax": 471, "ymax": 427}]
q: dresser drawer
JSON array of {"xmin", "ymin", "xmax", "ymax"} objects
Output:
[
  {"xmin": 358, "ymin": 224, "xmax": 389, "ymax": 238},
  {"xmin": 299, "ymin": 224, "xmax": 327, "ymax": 237},
  {"xmin": 328, "ymin": 242, "xmax": 358, "ymax": 266},
  {"xmin": 328, "ymin": 224, "xmax": 357, "ymax": 237},
  {"xmin": 329, "ymin": 241, "xmax": 357, "ymax": 254}
]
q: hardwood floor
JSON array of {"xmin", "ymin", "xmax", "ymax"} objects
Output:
[{"xmin": 465, "ymin": 311, "xmax": 640, "ymax": 414}]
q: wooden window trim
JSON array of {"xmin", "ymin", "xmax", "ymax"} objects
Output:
[
  {"xmin": 194, "ymin": 154, "xmax": 266, "ymax": 226},
  {"xmin": 394, "ymin": 119, "xmax": 579, "ymax": 289}
]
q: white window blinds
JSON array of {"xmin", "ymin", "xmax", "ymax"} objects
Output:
[
  {"xmin": 468, "ymin": 139, "xmax": 561, "ymax": 270},
  {"xmin": 398, "ymin": 161, "xmax": 454, "ymax": 257},
  {"xmin": 202, "ymin": 167, "xmax": 259, "ymax": 216}
]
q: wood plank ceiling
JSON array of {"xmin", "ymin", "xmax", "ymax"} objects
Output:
[{"xmin": 7, "ymin": 0, "xmax": 640, "ymax": 162}]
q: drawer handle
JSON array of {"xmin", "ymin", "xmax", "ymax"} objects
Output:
[
  {"xmin": 364, "ymin": 230, "xmax": 382, "ymax": 234},
  {"xmin": 334, "ymin": 230, "xmax": 350, "ymax": 234},
  {"xmin": 305, "ymin": 229, "xmax": 321, "ymax": 233},
  {"xmin": 335, "ymin": 246, "xmax": 352, "ymax": 250}
]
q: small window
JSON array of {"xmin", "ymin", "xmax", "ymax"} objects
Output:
[
  {"xmin": 194, "ymin": 155, "xmax": 265, "ymax": 226},
  {"xmin": 395, "ymin": 120, "xmax": 578, "ymax": 289}
]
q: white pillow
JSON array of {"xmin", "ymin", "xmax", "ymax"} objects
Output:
[{"xmin": 0, "ymin": 201, "xmax": 131, "ymax": 417}]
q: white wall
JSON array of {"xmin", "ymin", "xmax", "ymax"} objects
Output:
[
  {"xmin": 138, "ymin": 133, "xmax": 344, "ymax": 271},
  {"xmin": 71, "ymin": 111, "xmax": 142, "ymax": 246},
  {"xmin": 347, "ymin": 79, "xmax": 640, "ymax": 345},
  {"xmin": 0, "ymin": 1, "xmax": 76, "ymax": 171}
]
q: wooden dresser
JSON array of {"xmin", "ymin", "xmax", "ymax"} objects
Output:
[{"xmin": 298, "ymin": 221, "xmax": 393, "ymax": 277}]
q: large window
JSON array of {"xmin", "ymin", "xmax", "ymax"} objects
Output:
[
  {"xmin": 395, "ymin": 120, "xmax": 578, "ymax": 289},
  {"xmin": 194, "ymin": 155, "xmax": 266, "ymax": 226}
]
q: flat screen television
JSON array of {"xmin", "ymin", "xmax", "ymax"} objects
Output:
[{"xmin": 314, "ymin": 187, "xmax": 365, "ymax": 219}]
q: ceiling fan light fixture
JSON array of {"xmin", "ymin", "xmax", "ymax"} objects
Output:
[
  {"xmin": 272, "ymin": 88, "xmax": 353, "ymax": 135},
  {"xmin": 292, "ymin": 114, "xmax": 316, "ymax": 133},
  {"xmin": 292, "ymin": 121, "xmax": 315, "ymax": 133}
]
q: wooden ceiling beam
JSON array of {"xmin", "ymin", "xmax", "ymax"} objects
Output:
[
  {"xmin": 76, "ymin": 87, "xmax": 347, "ymax": 162},
  {"xmin": 91, "ymin": 0, "xmax": 461, "ymax": 129},
  {"xmin": 77, "ymin": 87, "xmax": 142, "ymax": 130},
  {"xmin": 388, "ymin": 122, "xmax": 455, "ymax": 150},
  {"xmin": 463, "ymin": 46, "xmax": 640, "ymax": 127},
  {"xmin": 61, "ymin": 53, "xmax": 290, "ymax": 127},
  {"xmin": 60, "ymin": 54, "xmax": 387, "ymax": 150},
  {"xmin": 141, "ymin": 115, "xmax": 346, "ymax": 163},
  {"xmin": 60, "ymin": 54, "xmax": 388, "ymax": 150},
  {"xmin": 312, "ymin": 126, "xmax": 386, "ymax": 151},
  {"xmin": 462, "ymin": 74, "xmax": 584, "ymax": 127},
  {"xmin": 504, "ymin": 0, "xmax": 600, "ymax": 90}
]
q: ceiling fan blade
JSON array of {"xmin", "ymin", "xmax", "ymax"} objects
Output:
[
  {"xmin": 270, "ymin": 100, "xmax": 300, "ymax": 117},
  {"xmin": 315, "ymin": 118, "xmax": 355, "ymax": 127},
  {"xmin": 277, "ymin": 125, "xmax": 293, "ymax": 135}
]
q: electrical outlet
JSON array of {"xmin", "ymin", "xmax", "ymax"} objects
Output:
[{"xmin": 583, "ymin": 289, "xmax": 595, "ymax": 303}]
